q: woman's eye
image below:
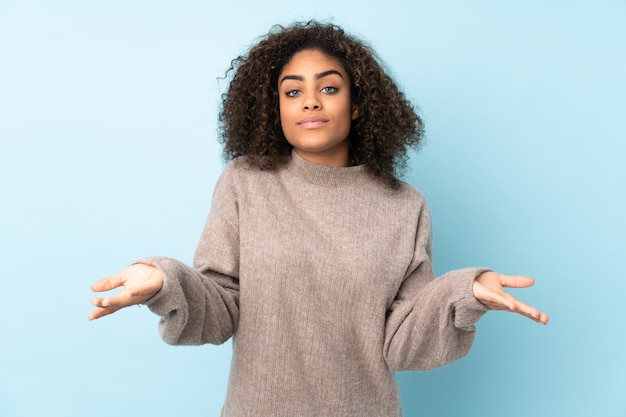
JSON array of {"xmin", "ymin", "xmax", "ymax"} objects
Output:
[
  {"xmin": 321, "ymin": 86, "xmax": 338, "ymax": 94},
  {"xmin": 286, "ymin": 90, "xmax": 301, "ymax": 97}
]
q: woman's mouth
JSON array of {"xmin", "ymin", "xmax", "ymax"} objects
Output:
[{"xmin": 298, "ymin": 116, "xmax": 328, "ymax": 129}]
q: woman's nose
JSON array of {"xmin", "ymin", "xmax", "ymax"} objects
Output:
[{"xmin": 303, "ymin": 92, "xmax": 321, "ymax": 110}]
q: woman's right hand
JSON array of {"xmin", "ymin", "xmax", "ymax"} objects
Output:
[{"xmin": 88, "ymin": 263, "xmax": 163, "ymax": 320}]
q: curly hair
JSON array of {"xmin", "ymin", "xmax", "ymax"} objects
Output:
[{"xmin": 218, "ymin": 20, "xmax": 424, "ymax": 188}]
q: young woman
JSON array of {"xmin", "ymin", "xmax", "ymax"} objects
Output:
[{"xmin": 89, "ymin": 21, "xmax": 548, "ymax": 416}]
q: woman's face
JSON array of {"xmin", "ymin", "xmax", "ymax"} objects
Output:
[{"xmin": 278, "ymin": 49, "xmax": 358, "ymax": 167}]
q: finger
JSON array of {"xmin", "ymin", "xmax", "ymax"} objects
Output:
[
  {"xmin": 500, "ymin": 275, "xmax": 535, "ymax": 289},
  {"xmin": 88, "ymin": 305, "xmax": 121, "ymax": 320},
  {"xmin": 537, "ymin": 311, "xmax": 549, "ymax": 325},
  {"xmin": 91, "ymin": 296, "xmax": 118, "ymax": 308},
  {"xmin": 88, "ymin": 290, "xmax": 140, "ymax": 320},
  {"xmin": 482, "ymin": 293, "xmax": 516, "ymax": 311},
  {"xmin": 520, "ymin": 310, "xmax": 549, "ymax": 325},
  {"xmin": 508, "ymin": 298, "xmax": 549, "ymax": 325},
  {"xmin": 93, "ymin": 288, "xmax": 142, "ymax": 310},
  {"xmin": 90, "ymin": 275, "xmax": 124, "ymax": 292}
]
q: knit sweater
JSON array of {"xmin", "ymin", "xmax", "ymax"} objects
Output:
[{"xmin": 141, "ymin": 151, "xmax": 489, "ymax": 416}]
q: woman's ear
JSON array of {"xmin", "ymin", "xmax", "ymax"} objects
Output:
[{"xmin": 351, "ymin": 105, "xmax": 359, "ymax": 120}]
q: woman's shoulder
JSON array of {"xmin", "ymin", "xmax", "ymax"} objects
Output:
[
  {"xmin": 223, "ymin": 153, "xmax": 292, "ymax": 171},
  {"xmin": 379, "ymin": 178, "xmax": 428, "ymax": 205},
  {"xmin": 216, "ymin": 156, "xmax": 256, "ymax": 180},
  {"xmin": 216, "ymin": 156, "xmax": 287, "ymax": 196}
]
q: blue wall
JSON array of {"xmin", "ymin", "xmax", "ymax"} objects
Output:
[{"xmin": 1, "ymin": 1, "xmax": 624, "ymax": 416}]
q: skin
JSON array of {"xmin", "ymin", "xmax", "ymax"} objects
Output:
[
  {"xmin": 89, "ymin": 49, "xmax": 548, "ymax": 325},
  {"xmin": 89, "ymin": 263, "xmax": 161, "ymax": 320},
  {"xmin": 278, "ymin": 49, "xmax": 358, "ymax": 167}
]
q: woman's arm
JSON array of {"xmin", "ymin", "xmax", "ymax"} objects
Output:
[
  {"xmin": 383, "ymin": 199, "xmax": 548, "ymax": 371},
  {"xmin": 88, "ymin": 162, "xmax": 242, "ymax": 346}
]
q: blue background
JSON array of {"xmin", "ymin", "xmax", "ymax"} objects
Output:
[{"xmin": 1, "ymin": 1, "xmax": 624, "ymax": 416}]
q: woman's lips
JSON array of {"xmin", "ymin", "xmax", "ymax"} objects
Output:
[{"xmin": 298, "ymin": 116, "xmax": 328, "ymax": 129}]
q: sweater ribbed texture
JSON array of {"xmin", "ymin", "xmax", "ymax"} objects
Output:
[{"xmin": 141, "ymin": 151, "xmax": 488, "ymax": 416}]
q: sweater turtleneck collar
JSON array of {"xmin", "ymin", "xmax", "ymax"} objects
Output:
[{"xmin": 286, "ymin": 149, "xmax": 368, "ymax": 187}]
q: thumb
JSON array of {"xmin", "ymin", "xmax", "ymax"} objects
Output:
[
  {"xmin": 501, "ymin": 275, "xmax": 535, "ymax": 289},
  {"xmin": 90, "ymin": 275, "xmax": 124, "ymax": 293}
]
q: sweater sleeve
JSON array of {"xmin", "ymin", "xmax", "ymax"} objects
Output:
[
  {"xmin": 383, "ymin": 198, "xmax": 490, "ymax": 371},
  {"xmin": 137, "ymin": 163, "xmax": 241, "ymax": 346}
]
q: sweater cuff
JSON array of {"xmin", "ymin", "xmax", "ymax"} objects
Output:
[
  {"xmin": 451, "ymin": 267, "xmax": 491, "ymax": 329},
  {"xmin": 132, "ymin": 256, "xmax": 182, "ymax": 318}
]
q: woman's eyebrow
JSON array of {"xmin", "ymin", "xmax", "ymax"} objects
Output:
[
  {"xmin": 316, "ymin": 69, "xmax": 344, "ymax": 80},
  {"xmin": 279, "ymin": 69, "xmax": 344, "ymax": 85}
]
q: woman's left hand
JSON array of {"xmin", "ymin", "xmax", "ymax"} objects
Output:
[{"xmin": 473, "ymin": 271, "xmax": 549, "ymax": 325}]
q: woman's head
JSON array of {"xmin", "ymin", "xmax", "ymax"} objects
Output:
[
  {"xmin": 219, "ymin": 20, "xmax": 424, "ymax": 187},
  {"xmin": 277, "ymin": 48, "xmax": 357, "ymax": 167}
]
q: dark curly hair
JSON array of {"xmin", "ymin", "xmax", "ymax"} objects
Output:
[{"xmin": 218, "ymin": 20, "xmax": 424, "ymax": 188}]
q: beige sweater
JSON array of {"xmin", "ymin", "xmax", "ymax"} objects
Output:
[{"xmin": 141, "ymin": 151, "xmax": 488, "ymax": 416}]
